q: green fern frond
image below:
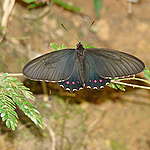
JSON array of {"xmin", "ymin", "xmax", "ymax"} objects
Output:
[{"xmin": 0, "ymin": 73, "xmax": 44, "ymax": 130}]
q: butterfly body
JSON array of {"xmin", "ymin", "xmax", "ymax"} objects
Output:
[{"xmin": 23, "ymin": 42, "xmax": 145, "ymax": 92}]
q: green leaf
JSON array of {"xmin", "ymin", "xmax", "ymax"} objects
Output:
[
  {"xmin": 53, "ymin": 0, "xmax": 81, "ymax": 13},
  {"xmin": 28, "ymin": 2, "xmax": 45, "ymax": 9},
  {"xmin": 108, "ymin": 83, "xmax": 126, "ymax": 91},
  {"xmin": 0, "ymin": 74, "xmax": 45, "ymax": 130},
  {"xmin": 22, "ymin": 0, "xmax": 37, "ymax": 4},
  {"xmin": 50, "ymin": 43, "xmax": 67, "ymax": 51},
  {"xmin": 93, "ymin": 0, "xmax": 103, "ymax": 18},
  {"xmin": 15, "ymin": 99, "xmax": 44, "ymax": 129},
  {"xmin": 144, "ymin": 69, "xmax": 150, "ymax": 80},
  {"xmin": 50, "ymin": 43, "xmax": 60, "ymax": 50},
  {"xmin": 1, "ymin": 112, "xmax": 5, "ymax": 117},
  {"xmin": 23, "ymin": 0, "xmax": 81, "ymax": 12},
  {"xmin": 84, "ymin": 44, "xmax": 96, "ymax": 48}
]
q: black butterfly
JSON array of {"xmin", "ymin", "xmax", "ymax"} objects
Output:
[{"xmin": 23, "ymin": 42, "xmax": 145, "ymax": 92}]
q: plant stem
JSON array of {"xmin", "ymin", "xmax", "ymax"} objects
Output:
[
  {"xmin": 0, "ymin": 73, "xmax": 23, "ymax": 77},
  {"xmin": 60, "ymin": 100, "xmax": 69, "ymax": 150},
  {"xmin": 111, "ymin": 80, "xmax": 150, "ymax": 90},
  {"xmin": 116, "ymin": 77, "xmax": 150, "ymax": 85},
  {"xmin": 47, "ymin": 126, "xmax": 56, "ymax": 150}
]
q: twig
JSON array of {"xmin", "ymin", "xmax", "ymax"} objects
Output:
[
  {"xmin": 127, "ymin": 0, "xmax": 139, "ymax": 14},
  {"xmin": 47, "ymin": 125, "xmax": 56, "ymax": 150},
  {"xmin": 128, "ymin": 2, "xmax": 132, "ymax": 14},
  {"xmin": 0, "ymin": 73, "xmax": 23, "ymax": 77},
  {"xmin": 1, "ymin": 0, "xmax": 16, "ymax": 41},
  {"xmin": 111, "ymin": 80, "xmax": 150, "ymax": 90},
  {"xmin": 115, "ymin": 77, "xmax": 150, "ymax": 85},
  {"xmin": 60, "ymin": 100, "xmax": 70, "ymax": 150},
  {"xmin": 42, "ymin": 81, "xmax": 49, "ymax": 101}
]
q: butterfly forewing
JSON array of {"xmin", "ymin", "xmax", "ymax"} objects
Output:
[
  {"xmin": 23, "ymin": 49, "xmax": 75, "ymax": 81},
  {"xmin": 85, "ymin": 48, "xmax": 145, "ymax": 79}
]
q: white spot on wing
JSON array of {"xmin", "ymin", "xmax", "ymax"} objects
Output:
[
  {"xmin": 66, "ymin": 88, "xmax": 71, "ymax": 91},
  {"xmin": 59, "ymin": 85, "xmax": 64, "ymax": 88},
  {"xmin": 73, "ymin": 89, "xmax": 77, "ymax": 91},
  {"xmin": 50, "ymin": 80, "xmax": 57, "ymax": 83},
  {"xmin": 87, "ymin": 86, "xmax": 91, "ymax": 88},
  {"xmin": 93, "ymin": 87, "xmax": 98, "ymax": 89}
]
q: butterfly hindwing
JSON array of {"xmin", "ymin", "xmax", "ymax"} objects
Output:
[
  {"xmin": 84, "ymin": 53, "xmax": 110, "ymax": 89},
  {"xmin": 85, "ymin": 76, "xmax": 110, "ymax": 89},
  {"xmin": 58, "ymin": 77, "xmax": 83, "ymax": 92},
  {"xmin": 58, "ymin": 57, "xmax": 84, "ymax": 91}
]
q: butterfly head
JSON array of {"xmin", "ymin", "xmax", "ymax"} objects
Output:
[{"xmin": 76, "ymin": 42, "xmax": 85, "ymax": 55}]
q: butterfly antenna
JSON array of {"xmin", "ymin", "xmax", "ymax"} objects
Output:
[
  {"xmin": 90, "ymin": 20, "xmax": 95, "ymax": 28},
  {"xmin": 61, "ymin": 23, "xmax": 81, "ymax": 45},
  {"xmin": 88, "ymin": 19, "xmax": 95, "ymax": 31},
  {"xmin": 61, "ymin": 23, "xmax": 69, "ymax": 32}
]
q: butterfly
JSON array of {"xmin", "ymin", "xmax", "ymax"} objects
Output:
[{"xmin": 23, "ymin": 42, "xmax": 145, "ymax": 92}]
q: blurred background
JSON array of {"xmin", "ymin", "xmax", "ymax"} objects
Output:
[{"xmin": 0, "ymin": 0, "xmax": 150, "ymax": 150}]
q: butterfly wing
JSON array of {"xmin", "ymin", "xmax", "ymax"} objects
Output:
[
  {"xmin": 23, "ymin": 49, "xmax": 76, "ymax": 81},
  {"xmin": 58, "ymin": 54, "xmax": 84, "ymax": 91},
  {"xmin": 85, "ymin": 48, "xmax": 145, "ymax": 79},
  {"xmin": 84, "ymin": 53, "xmax": 110, "ymax": 89}
]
